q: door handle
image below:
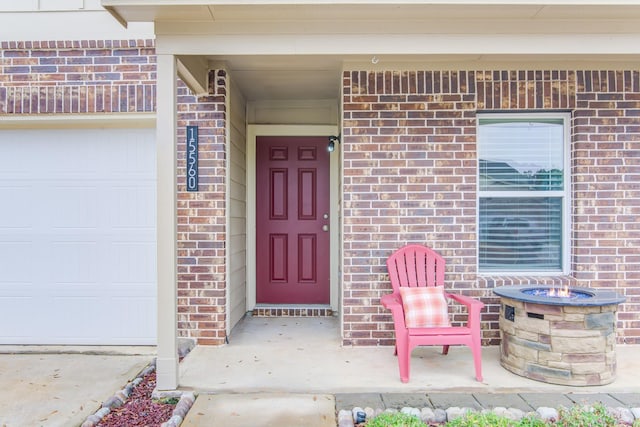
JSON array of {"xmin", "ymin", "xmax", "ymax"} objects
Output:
[{"xmin": 322, "ymin": 225, "xmax": 329, "ymax": 232}]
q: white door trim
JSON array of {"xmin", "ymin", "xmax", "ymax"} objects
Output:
[{"xmin": 247, "ymin": 125, "xmax": 339, "ymax": 311}]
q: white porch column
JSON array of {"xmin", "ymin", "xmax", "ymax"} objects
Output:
[{"xmin": 156, "ymin": 53, "xmax": 179, "ymax": 390}]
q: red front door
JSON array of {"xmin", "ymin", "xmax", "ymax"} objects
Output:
[{"xmin": 256, "ymin": 136, "xmax": 330, "ymax": 304}]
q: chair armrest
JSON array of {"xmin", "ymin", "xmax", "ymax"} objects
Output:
[
  {"xmin": 446, "ymin": 293, "xmax": 485, "ymax": 310},
  {"xmin": 445, "ymin": 293, "xmax": 484, "ymax": 328},
  {"xmin": 381, "ymin": 293, "xmax": 408, "ymax": 330},
  {"xmin": 381, "ymin": 292, "xmax": 402, "ymax": 309}
]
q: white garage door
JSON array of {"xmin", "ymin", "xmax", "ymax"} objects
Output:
[{"xmin": 0, "ymin": 128, "xmax": 156, "ymax": 345}]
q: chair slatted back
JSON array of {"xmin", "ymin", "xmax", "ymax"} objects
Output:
[{"xmin": 386, "ymin": 244, "xmax": 446, "ymax": 293}]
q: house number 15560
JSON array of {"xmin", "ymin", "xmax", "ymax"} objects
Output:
[{"xmin": 186, "ymin": 125, "xmax": 198, "ymax": 192}]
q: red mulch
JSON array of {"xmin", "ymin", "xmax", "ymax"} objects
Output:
[{"xmin": 96, "ymin": 371, "xmax": 176, "ymax": 427}]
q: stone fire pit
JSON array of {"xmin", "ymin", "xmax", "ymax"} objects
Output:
[{"xmin": 493, "ymin": 285, "xmax": 625, "ymax": 386}]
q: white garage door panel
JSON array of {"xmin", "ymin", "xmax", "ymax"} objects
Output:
[{"xmin": 0, "ymin": 128, "xmax": 157, "ymax": 345}]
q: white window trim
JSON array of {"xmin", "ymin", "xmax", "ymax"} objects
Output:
[{"xmin": 476, "ymin": 112, "xmax": 571, "ymax": 276}]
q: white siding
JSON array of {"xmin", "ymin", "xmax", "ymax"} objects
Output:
[
  {"xmin": 228, "ymin": 77, "xmax": 248, "ymax": 333},
  {"xmin": 0, "ymin": 0, "xmax": 153, "ymax": 40},
  {"xmin": 248, "ymin": 99, "xmax": 339, "ymax": 126}
]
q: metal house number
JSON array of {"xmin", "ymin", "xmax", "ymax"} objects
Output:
[{"xmin": 186, "ymin": 125, "xmax": 198, "ymax": 192}]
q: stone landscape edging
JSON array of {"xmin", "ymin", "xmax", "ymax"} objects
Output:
[{"xmin": 79, "ymin": 359, "xmax": 196, "ymax": 427}]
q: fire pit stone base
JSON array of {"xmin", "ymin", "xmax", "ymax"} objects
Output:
[{"xmin": 499, "ymin": 295, "xmax": 618, "ymax": 386}]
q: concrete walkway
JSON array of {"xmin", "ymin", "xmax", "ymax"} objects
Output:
[
  {"xmin": 179, "ymin": 316, "xmax": 640, "ymax": 394},
  {"xmin": 333, "ymin": 391, "xmax": 640, "ymax": 412},
  {"xmin": 178, "ymin": 316, "xmax": 640, "ymax": 426},
  {"xmin": 181, "ymin": 391, "xmax": 640, "ymax": 426},
  {"xmin": 1, "ymin": 317, "xmax": 638, "ymax": 427},
  {"xmin": 182, "ymin": 394, "xmax": 337, "ymax": 427},
  {"xmin": 0, "ymin": 347, "xmax": 154, "ymax": 427}
]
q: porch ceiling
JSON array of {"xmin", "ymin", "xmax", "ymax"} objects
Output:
[
  {"xmin": 206, "ymin": 54, "xmax": 346, "ymax": 101},
  {"xmin": 193, "ymin": 52, "xmax": 640, "ymax": 101},
  {"xmin": 102, "ymin": 1, "xmax": 640, "ymax": 102}
]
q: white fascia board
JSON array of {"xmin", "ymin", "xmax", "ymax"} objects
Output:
[
  {"xmin": 155, "ymin": 18, "xmax": 640, "ymax": 36},
  {"xmin": 0, "ymin": 113, "xmax": 156, "ymax": 130},
  {"xmin": 156, "ymin": 33, "xmax": 640, "ymax": 56}
]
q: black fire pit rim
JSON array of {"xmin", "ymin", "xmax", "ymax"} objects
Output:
[{"xmin": 492, "ymin": 284, "xmax": 626, "ymax": 306}]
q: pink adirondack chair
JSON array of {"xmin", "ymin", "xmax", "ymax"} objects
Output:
[{"xmin": 380, "ymin": 244, "xmax": 484, "ymax": 382}]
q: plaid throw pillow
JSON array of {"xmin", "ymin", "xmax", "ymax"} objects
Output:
[{"xmin": 399, "ymin": 286, "xmax": 450, "ymax": 328}]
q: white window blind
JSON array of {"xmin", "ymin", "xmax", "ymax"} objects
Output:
[{"xmin": 478, "ymin": 116, "xmax": 569, "ymax": 273}]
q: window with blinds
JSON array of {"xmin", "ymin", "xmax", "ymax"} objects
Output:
[{"xmin": 477, "ymin": 115, "xmax": 570, "ymax": 273}]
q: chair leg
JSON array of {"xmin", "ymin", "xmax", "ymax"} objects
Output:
[
  {"xmin": 471, "ymin": 339, "xmax": 483, "ymax": 382},
  {"xmin": 442, "ymin": 345, "xmax": 449, "ymax": 355},
  {"xmin": 398, "ymin": 354, "xmax": 410, "ymax": 383},
  {"xmin": 396, "ymin": 336, "xmax": 410, "ymax": 383}
]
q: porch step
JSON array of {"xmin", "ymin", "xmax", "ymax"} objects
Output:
[
  {"xmin": 251, "ymin": 306, "xmax": 334, "ymax": 317},
  {"xmin": 182, "ymin": 393, "xmax": 335, "ymax": 427}
]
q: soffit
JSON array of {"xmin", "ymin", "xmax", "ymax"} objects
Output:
[
  {"xmin": 202, "ymin": 53, "xmax": 640, "ymax": 101},
  {"xmin": 102, "ymin": 1, "xmax": 640, "ymax": 101},
  {"xmin": 103, "ymin": 1, "xmax": 640, "ymax": 23}
]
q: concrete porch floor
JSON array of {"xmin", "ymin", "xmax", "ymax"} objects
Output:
[{"xmin": 178, "ymin": 316, "xmax": 640, "ymax": 394}]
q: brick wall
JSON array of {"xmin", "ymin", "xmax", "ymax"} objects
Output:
[
  {"xmin": 572, "ymin": 71, "xmax": 640, "ymax": 344},
  {"xmin": 0, "ymin": 41, "xmax": 230, "ymax": 345},
  {"xmin": 2, "ymin": 39, "xmax": 639, "ymax": 347},
  {"xmin": 176, "ymin": 70, "xmax": 228, "ymax": 345},
  {"xmin": 342, "ymin": 69, "xmax": 640, "ymax": 346},
  {"xmin": 342, "ymin": 71, "xmax": 480, "ymax": 345},
  {"xmin": 0, "ymin": 40, "xmax": 156, "ymax": 113}
]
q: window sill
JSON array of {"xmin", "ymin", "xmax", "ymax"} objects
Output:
[{"xmin": 478, "ymin": 275, "xmax": 577, "ymax": 289}]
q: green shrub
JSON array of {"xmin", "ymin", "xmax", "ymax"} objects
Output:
[
  {"xmin": 516, "ymin": 415, "xmax": 551, "ymax": 427},
  {"xmin": 445, "ymin": 411, "xmax": 512, "ymax": 427},
  {"xmin": 365, "ymin": 411, "xmax": 426, "ymax": 427},
  {"xmin": 155, "ymin": 396, "xmax": 180, "ymax": 405},
  {"xmin": 556, "ymin": 403, "xmax": 617, "ymax": 427},
  {"xmin": 445, "ymin": 411, "xmax": 548, "ymax": 427}
]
